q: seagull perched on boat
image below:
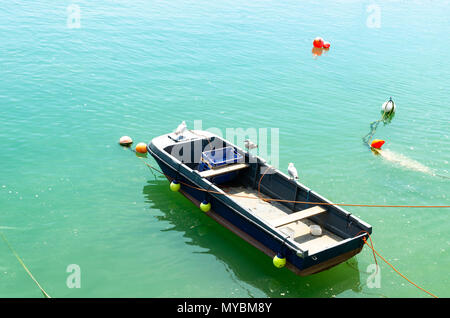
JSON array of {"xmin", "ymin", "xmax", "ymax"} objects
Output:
[
  {"xmin": 288, "ymin": 163, "xmax": 298, "ymax": 180},
  {"xmin": 174, "ymin": 121, "xmax": 187, "ymax": 137},
  {"xmin": 244, "ymin": 139, "xmax": 258, "ymax": 151}
]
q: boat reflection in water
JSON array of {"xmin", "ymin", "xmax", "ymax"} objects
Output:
[{"xmin": 143, "ymin": 179, "xmax": 367, "ymax": 298}]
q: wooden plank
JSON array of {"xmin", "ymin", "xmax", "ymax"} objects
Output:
[
  {"xmin": 295, "ymin": 234, "xmax": 338, "ymax": 254},
  {"xmin": 271, "ymin": 206, "xmax": 327, "ymax": 228},
  {"xmin": 199, "ymin": 163, "xmax": 249, "ymax": 178}
]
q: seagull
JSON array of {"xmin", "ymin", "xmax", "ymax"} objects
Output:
[
  {"xmin": 174, "ymin": 121, "xmax": 187, "ymax": 137},
  {"xmin": 244, "ymin": 139, "xmax": 258, "ymax": 151},
  {"xmin": 288, "ymin": 163, "xmax": 298, "ymax": 180}
]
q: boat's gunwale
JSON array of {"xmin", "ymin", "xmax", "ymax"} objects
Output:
[{"xmin": 148, "ymin": 130, "xmax": 372, "ymax": 259}]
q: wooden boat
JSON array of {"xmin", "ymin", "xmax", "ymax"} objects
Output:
[{"xmin": 147, "ymin": 129, "xmax": 372, "ymax": 276}]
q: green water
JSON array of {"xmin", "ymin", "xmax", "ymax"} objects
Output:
[{"xmin": 1, "ymin": 1, "xmax": 449, "ymax": 298}]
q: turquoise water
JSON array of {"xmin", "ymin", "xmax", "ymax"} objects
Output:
[{"xmin": 1, "ymin": 0, "xmax": 449, "ymax": 298}]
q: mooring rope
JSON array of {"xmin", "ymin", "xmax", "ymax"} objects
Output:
[
  {"xmin": 355, "ymin": 231, "xmax": 438, "ymax": 298},
  {"xmin": 362, "ymin": 119, "xmax": 382, "ymax": 146},
  {"xmin": 362, "ymin": 110, "xmax": 389, "ymax": 147},
  {"xmin": 0, "ymin": 231, "xmax": 51, "ymax": 298}
]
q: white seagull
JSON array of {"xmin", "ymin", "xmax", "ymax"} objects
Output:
[
  {"xmin": 244, "ymin": 139, "xmax": 258, "ymax": 151},
  {"xmin": 288, "ymin": 163, "xmax": 298, "ymax": 180},
  {"xmin": 174, "ymin": 121, "xmax": 187, "ymax": 136}
]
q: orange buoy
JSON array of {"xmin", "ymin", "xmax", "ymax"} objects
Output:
[
  {"xmin": 370, "ymin": 139, "xmax": 385, "ymax": 149},
  {"xmin": 323, "ymin": 41, "xmax": 331, "ymax": 49},
  {"xmin": 119, "ymin": 136, "xmax": 133, "ymax": 146},
  {"xmin": 313, "ymin": 37, "xmax": 324, "ymax": 48},
  {"xmin": 135, "ymin": 142, "xmax": 148, "ymax": 154}
]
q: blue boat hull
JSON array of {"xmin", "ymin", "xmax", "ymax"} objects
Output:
[{"xmin": 148, "ymin": 144, "xmax": 366, "ymax": 276}]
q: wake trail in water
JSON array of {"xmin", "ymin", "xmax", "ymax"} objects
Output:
[
  {"xmin": 0, "ymin": 226, "xmax": 19, "ymax": 230},
  {"xmin": 376, "ymin": 149, "xmax": 449, "ymax": 179}
]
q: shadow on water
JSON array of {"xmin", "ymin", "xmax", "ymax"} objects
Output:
[{"xmin": 143, "ymin": 179, "xmax": 372, "ymax": 297}]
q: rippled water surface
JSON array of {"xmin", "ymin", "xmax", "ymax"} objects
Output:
[{"xmin": 0, "ymin": 0, "xmax": 449, "ymax": 297}]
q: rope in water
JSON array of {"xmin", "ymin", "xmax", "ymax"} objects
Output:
[
  {"xmin": 355, "ymin": 231, "xmax": 438, "ymax": 298},
  {"xmin": 0, "ymin": 231, "xmax": 51, "ymax": 298},
  {"xmin": 362, "ymin": 109, "xmax": 390, "ymax": 146},
  {"xmin": 139, "ymin": 158, "xmax": 450, "ymax": 208},
  {"xmin": 137, "ymin": 156, "xmax": 440, "ymax": 298}
]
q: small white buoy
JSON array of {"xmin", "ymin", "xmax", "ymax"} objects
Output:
[
  {"xmin": 119, "ymin": 136, "xmax": 133, "ymax": 146},
  {"xmin": 382, "ymin": 97, "xmax": 396, "ymax": 113},
  {"xmin": 310, "ymin": 225, "xmax": 322, "ymax": 236}
]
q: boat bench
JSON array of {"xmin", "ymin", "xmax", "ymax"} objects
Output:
[
  {"xmin": 270, "ymin": 206, "xmax": 327, "ymax": 228},
  {"xmin": 198, "ymin": 163, "xmax": 249, "ymax": 178}
]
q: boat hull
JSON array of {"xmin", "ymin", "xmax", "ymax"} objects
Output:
[
  {"xmin": 149, "ymin": 146, "xmax": 366, "ymax": 276},
  {"xmin": 178, "ymin": 180, "xmax": 363, "ymax": 276}
]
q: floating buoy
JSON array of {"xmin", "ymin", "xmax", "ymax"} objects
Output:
[
  {"xmin": 170, "ymin": 180, "xmax": 180, "ymax": 192},
  {"xmin": 119, "ymin": 136, "xmax": 133, "ymax": 146},
  {"xmin": 322, "ymin": 41, "xmax": 331, "ymax": 49},
  {"xmin": 200, "ymin": 200, "xmax": 211, "ymax": 213},
  {"xmin": 313, "ymin": 37, "xmax": 324, "ymax": 48},
  {"xmin": 371, "ymin": 139, "xmax": 385, "ymax": 149},
  {"xmin": 135, "ymin": 142, "xmax": 147, "ymax": 154},
  {"xmin": 273, "ymin": 253, "xmax": 286, "ymax": 268},
  {"xmin": 382, "ymin": 97, "xmax": 396, "ymax": 113},
  {"xmin": 310, "ymin": 225, "xmax": 322, "ymax": 236}
]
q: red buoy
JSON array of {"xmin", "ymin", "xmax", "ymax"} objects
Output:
[
  {"xmin": 323, "ymin": 42, "xmax": 331, "ymax": 49},
  {"xmin": 313, "ymin": 37, "xmax": 324, "ymax": 48},
  {"xmin": 370, "ymin": 139, "xmax": 385, "ymax": 149}
]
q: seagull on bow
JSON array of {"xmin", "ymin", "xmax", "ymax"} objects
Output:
[
  {"xmin": 288, "ymin": 163, "xmax": 298, "ymax": 180},
  {"xmin": 244, "ymin": 139, "xmax": 258, "ymax": 151},
  {"xmin": 174, "ymin": 121, "xmax": 187, "ymax": 137}
]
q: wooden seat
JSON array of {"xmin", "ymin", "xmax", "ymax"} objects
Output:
[
  {"xmin": 198, "ymin": 163, "xmax": 249, "ymax": 178},
  {"xmin": 270, "ymin": 206, "xmax": 327, "ymax": 228}
]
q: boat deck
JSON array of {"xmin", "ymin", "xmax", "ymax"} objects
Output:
[{"xmin": 222, "ymin": 186, "xmax": 344, "ymax": 255}]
